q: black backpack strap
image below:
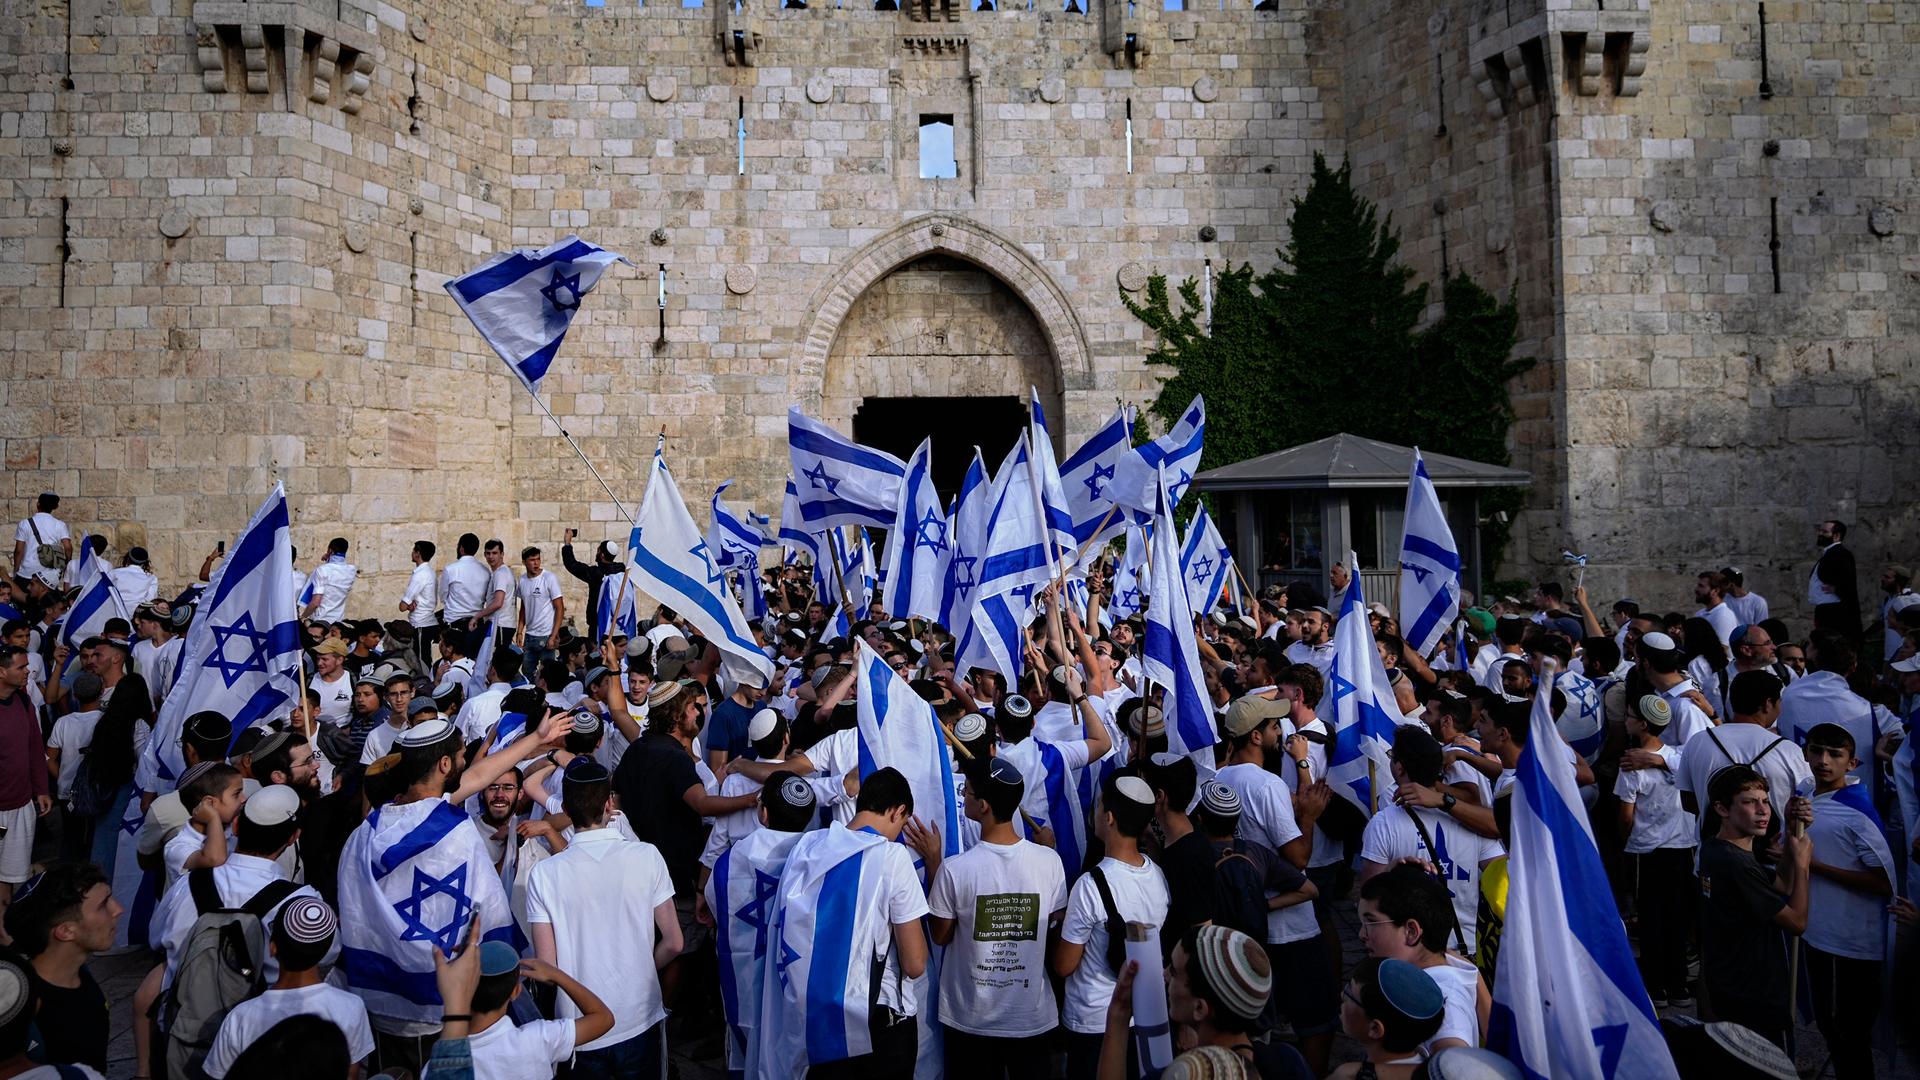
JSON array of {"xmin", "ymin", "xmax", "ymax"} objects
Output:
[
  {"xmin": 187, "ymin": 868, "xmax": 223, "ymax": 916},
  {"xmin": 1402, "ymin": 808, "xmax": 1471, "ymax": 956},
  {"xmin": 241, "ymin": 880, "xmax": 303, "ymax": 920},
  {"xmin": 1752, "ymin": 737, "xmax": 1788, "ymax": 766},
  {"xmin": 1087, "ymin": 867, "xmax": 1127, "ymax": 972}
]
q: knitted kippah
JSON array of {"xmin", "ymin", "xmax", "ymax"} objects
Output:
[
  {"xmin": 1000, "ymin": 694, "xmax": 1034, "ymax": 720},
  {"xmin": 1637, "ymin": 694, "xmax": 1673, "ymax": 728},
  {"xmin": 176, "ymin": 760, "xmax": 219, "ymax": 790},
  {"xmin": 1161, "ymin": 1045, "xmax": 1249, "ymax": 1080},
  {"xmin": 275, "ymin": 896, "xmax": 337, "ymax": 946},
  {"xmin": 952, "ymin": 713, "xmax": 989, "ymax": 743},
  {"xmin": 1196, "ymin": 780, "xmax": 1242, "ymax": 819},
  {"xmin": 570, "ymin": 709, "xmax": 603, "ymax": 735},
  {"xmin": 396, "ymin": 717, "xmax": 455, "ymax": 747},
  {"xmin": 1191, "ymin": 924, "xmax": 1270, "ymax": 1022},
  {"xmin": 777, "ymin": 775, "xmax": 816, "ymax": 809},
  {"xmin": 0, "ymin": 958, "xmax": 29, "ymax": 1029}
]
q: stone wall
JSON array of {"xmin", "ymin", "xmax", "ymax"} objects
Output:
[{"xmin": 1, "ymin": 0, "xmax": 1914, "ymax": 630}]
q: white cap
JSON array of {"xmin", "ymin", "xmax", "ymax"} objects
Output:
[
  {"xmin": 396, "ymin": 717, "xmax": 456, "ymax": 747},
  {"xmin": 1890, "ymin": 654, "xmax": 1920, "ymax": 674},
  {"xmin": 242, "ymin": 784, "xmax": 303, "ymax": 827},
  {"xmin": 1640, "ymin": 631, "xmax": 1678, "ymax": 653},
  {"xmin": 747, "ymin": 708, "xmax": 781, "ymax": 742},
  {"xmin": 1113, "ymin": 775, "xmax": 1154, "ymax": 807}
]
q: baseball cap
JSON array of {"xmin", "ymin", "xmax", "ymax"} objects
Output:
[
  {"xmin": 1222, "ymin": 695, "xmax": 1287, "ymax": 737},
  {"xmin": 1890, "ymin": 654, "xmax": 1920, "ymax": 674},
  {"xmin": 313, "ymin": 638, "xmax": 349, "ymax": 657}
]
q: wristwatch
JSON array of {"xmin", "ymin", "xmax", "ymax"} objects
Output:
[
  {"xmin": 1441, "ymin": 793, "xmax": 1458, "ymax": 812},
  {"xmin": 1294, "ymin": 758, "xmax": 1311, "ymax": 770}
]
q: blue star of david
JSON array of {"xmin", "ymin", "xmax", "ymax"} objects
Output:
[
  {"xmin": 949, "ymin": 556, "xmax": 977, "ymax": 598},
  {"xmin": 1084, "ymin": 462, "xmax": 1116, "ymax": 501},
  {"xmin": 689, "ymin": 541, "xmax": 726, "ymax": 586},
  {"xmin": 120, "ymin": 812, "xmax": 144, "ymax": 836},
  {"xmin": 1190, "ymin": 556, "xmax": 1214, "ymax": 586},
  {"xmin": 774, "ymin": 908, "xmax": 801, "ymax": 987},
  {"xmin": 1171, "ymin": 470, "xmax": 1193, "ymax": 502},
  {"xmin": 1592, "ymin": 1023, "xmax": 1628, "ymax": 1077},
  {"xmin": 1400, "ymin": 560, "xmax": 1431, "ymax": 584},
  {"xmin": 1011, "ymin": 582, "xmax": 1036, "ymax": 610},
  {"xmin": 738, "ymin": 869, "xmax": 781, "ymax": 959},
  {"xmin": 1577, "ymin": 685, "xmax": 1604, "ymax": 725},
  {"xmin": 1117, "ymin": 586, "xmax": 1140, "ymax": 610},
  {"xmin": 914, "ymin": 509, "xmax": 949, "ymax": 555},
  {"xmin": 203, "ymin": 611, "xmax": 274, "ymax": 689},
  {"xmin": 394, "ymin": 864, "xmax": 475, "ymax": 953},
  {"xmin": 540, "ymin": 268, "xmax": 584, "ymax": 312},
  {"xmin": 803, "ymin": 462, "xmax": 840, "ymax": 496}
]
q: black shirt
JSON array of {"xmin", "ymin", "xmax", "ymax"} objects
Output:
[
  {"xmin": 613, "ymin": 732, "xmax": 706, "ymax": 893},
  {"xmin": 1698, "ymin": 837, "xmax": 1790, "ymax": 1029},
  {"xmin": 30, "ymin": 966, "xmax": 108, "ymax": 1069},
  {"xmin": 1156, "ymin": 830, "xmax": 1217, "ymax": 956}
]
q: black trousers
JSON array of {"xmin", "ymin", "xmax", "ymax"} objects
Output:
[
  {"xmin": 1631, "ymin": 848, "xmax": 1695, "ymax": 998},
  {"xmin": 1807, "ymin": 945, "xmax": 1881, "ymax": 1080},
  {"xmin": 806, "ymin": 1009, "xmax": 918, "ymax": 1080},
  {"xmin": 943, "ymin": 1025, "xmax": 1052, "ymax": 1080}
]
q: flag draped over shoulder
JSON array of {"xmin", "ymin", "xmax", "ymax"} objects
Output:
[
  {"xmin": 761, "ymin": 827, "xmax": 895, "ymax": 1077},
  {"xmin": 139, "ymin": 484, "xmax": 301, "ymax": 792},
  {"xmin": 628, "ymin": 444, "xmax": 775, "ymax": 688},
  {"xmin": 787, "ymin": 409, "xmax": 906, "ymax": 531},
  {"xmin": 881, "ymin": 438, "xmax": 948, "ymax": 622},
  {"xmin": 1143, "ymin": 469, "xmax": 1219, "ymax": 769},
  {"xmin": 1319, "ymin": 555, "xmax": 1400, "ymax": 815},
  {"xmin": 339, "ymin": 798, "xmax": 518, "ymax": 1026},
  {"xmin": 1179, "ymin": 502, "xmax": 1233, "ymax": 616},
  {"xmin": 854, "ymin": 640, "xmax": 962, "ymax": 865},
  {"xmin": 1397, "ymin": 448, "xmax": 1462, "ymax": 657},
  {"xmin": 712, "ymin": 826, "xmax": 806, "ymax": 1079},
  {"xmin": 1488, "ymin": 661, "xmax": 1679, "ymax": 1080},
  {"xmin": 443, "ymin": 236, "xmax": 630, "ymax": 395}
]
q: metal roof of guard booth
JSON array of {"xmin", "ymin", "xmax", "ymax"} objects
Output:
[
  {"xmin": 1191, "ymin": 433, "xmax": 1534, "ymax": 492},
  {"xmin": 1191, "ymin": 434, "xmax": 1532, "ymax": 607}
]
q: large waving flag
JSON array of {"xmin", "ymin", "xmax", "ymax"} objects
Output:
[
  {"xmin": 1180, "ymin": 502, "xmax": 1233, "ymax": 616},
  {"xmin": 954, "ymin": 435, "xmax": 1052, "ymax": 682},
  {"xmin": 339, "ymin": 799, "xmax": 518, "ymax": 1025},
  {"xmin": 1143, "ymin": 469, "xmax": 1219, "ymax": 767},
  {"xmin": 1028, "ymin": 392, "xmax": 1079, "ymax": 559},
  {"xmin": 709, "ymin": 480, "xmax": 771, "ymax": 569},
  {"xmin": 779, "ymin": 476, "xmax": 822, "ymax": 565},
  {"xmin": 880, "ymin": 439, "xmax": 948, "ymax": 622},
  {"xmin": 939, "ymin": 450, "xmax": 990, "ymax": 635},
  {"xmin": 1109, "ymin": 526, "xmax": 1149, "ymax": 622},
  {"xmin": 443, "ymin": 236, "xmax": 631, "ymax": 396},
  {"xmin": 762, "ymin": 827, "xmax": 896, "ymax": 1076},
  {"xmin": 787, "ymin": 409, "xmax": 906, "ymax": 531},
  {"xmin": 1108, "ymin": 394, "xmax": 1205, "ymax": 514},
  {"xmin": 1059, "ymin": 406, "xmax": 1134, "ymax": 566},
  {"xmin": 1397, "ymin": 448, "xmax": 1462, "ymax": 657},
  {"xmin": 1488, "ymin": 660, "xmax": 1679, "ymax": 1080},
  {"xmin": 712, "ymin": 825, "xmax": 806, "ymax": 1080},
  {"xmin": 1319, "ymin": 553, "xmax": 1400, "ymax": 815},
  {"xmin": 139, "ymin": 484, "xmax": 301, "ymax": 791},
  {"xmin": 60, "ymin": 551, "xmax": 130, "ymax": 663},
  {"xmin": 854, "ymin": 640, "xmax": 963, "ymax": 866},
  {"xmin": 627, "ymin": 444, "xmax": 776, "ymax": 688}
]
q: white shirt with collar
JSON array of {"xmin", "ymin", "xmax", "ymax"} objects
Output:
[
  {"xmin": 402, "ymin": 562, "xmax": 439, "ymax": 627},
  {"xmin": 149, "ymin": 852, "xmax": 330, "ymax": 988},
  {"xmin": 1697, "ymin": 601, "xmax": 1739, "ymax": 647},
  {"xmin": 526, "ymin": 827, "xmax": 677, "ymax": 1049},
  {"xmin": 456, "ymin": 681, "xmax": 513, "ymax": 743},
  {"xmin": 1284, "ymin": 640, "xmax": 1334, "ymax": 675},
  {"xmin": 108, "ymin": 565, "xmax": 160, "ymax": 609},
  {"xmin": 307, "ymin": 557, "xmax": 359, "ymax": 623},
  {"xmin": 441, "ymin": 555, "xmax": 491, "ymax": 620}
]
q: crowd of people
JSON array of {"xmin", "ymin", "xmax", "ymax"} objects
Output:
[{"xmin": 0, "ymin": 493, "xmax": 1916, "ymax": 1080}]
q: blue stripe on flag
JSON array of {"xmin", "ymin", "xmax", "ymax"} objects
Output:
[
  {"xmin": 1402, "ymin": 534, "xmax": 1463, "ymax": 573},
  {"xmin": 514, "ymin": 335, "xmax": 566, "ymax": 387},
  {"xmin": 204, "ymin": 494, "xmax": 291, "ymax": 614},
  {"xmin": 628, "ymin": 545, "xmax": 764, "ymax": 661},
  {"xmin": 448, "ymin": 238, "xmax": 597, "ymax": 303},
  {"xmin": 1037, "ymin": 741, "xmax": 1083, "ymax": 879},
  {"xmin": 1404, "ymin": 587, "xmax": 1457, "ymax": 664},
  {"xmin": 713, "ymin": 849, "xmax": 744, "ymax": 1053},
  {"xmin": 790, "ymin": 425, "xmax": 907, "ymax": 477},
  {"xmin": 805, "ymin": 855, "xmax": 864, "ymax": 1064},
  {"xmin": 341, "ymin": 946, "xmax": 442, "ymax": 1006},
  {"xmin": 370, "ymin": 802, "xmax": 471, "ymax": 882}
]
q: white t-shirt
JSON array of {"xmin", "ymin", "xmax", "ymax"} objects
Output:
[
  {"xmin": 488, "ymin": 564, "xmax": 518, "ymax": 629},
  {"xmin": 202, "ymin": 983, "xmax": 376, "ymax": 1079},
  {"xmin": 403, "ymin": 562, "xmax": 440, "ymax": 627},
  {"xmin": 441, "ymin": 555, "xmax": 492, "ymax": 620},
  {"xmin": 1279, "ymin": 716, "xmax": 1340, "ymax": 868},
  {"xmin": 526, "ymin": 828, "xmax": 676, "ymax": 1049},
  {"xmin": 1675, "ymin": 722, "xmax": 1811, "ymax": 826},
  {"xmin": 1656, "ymin": 682, "xmax": 1712, "ymax": 748},
  {"xmin": 310, "ymin": 671, "xmax": 352, "ymax": 724},
  {"xmin": 1212, "ymin": 762, "xmax": 1316, "ymax": 944},
  {"xmin": 1060, "ymin": 856, "xmax": 1169, "ymax": 1034},
  {"xmin": 1284, "ymin": 640, "xmax": 1334, "ymax": 674},
  {"xmin": 360, "ymin": 719, "xmax": 409, "ymax": 765},
  {"xmin": 1804, "ymin": 784, "xmax": 1893, "ymax": 961},
  {"xmin": 1359, "ymin": 807, "xmax": 1502, "ymax": 949},
  {"xmin": 1726, "ymin": 591, "xmax": 1769, "ymax": 626},
  {"xmin": 307, "ymin": 559, "xmax": 358, "ymax": 623},
  {"xmin": 459, "ymin": 1015, "xmax": 577, "ymax": 1080},
  {"xmin": 46, "ymin": 707, "xmax": 103, "ymax": 799},
  {"xmin": 13, "ymin": 512, "xmax": 70, "ymax": 579},
  {"xmin": 1613, "ymin": 744, "xmax": 1696, "ymax": 853},
  {"xmin": 926, "ymin": 837, "xmax": 1066, "ymax": 1038},
  {"xmin": 1423, "ymin": 954, "xmax": 1482, "ymax": 1050},
  {"xmin": 1698, "ymin": 602, "xmax": 1739, "ymax": 648},
  {"xmin": 518, "ymin": 570, "xmax": 563, "ymax": 637}
]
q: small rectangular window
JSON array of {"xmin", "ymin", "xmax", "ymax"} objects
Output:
[{"xmin": 918, "ymin": 115, "xmax": 957, "ymax": 179}]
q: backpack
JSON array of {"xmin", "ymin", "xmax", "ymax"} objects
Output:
[
  {"xmin": 1209, "ymin": 844, "xmax": 1271, "ymax": 943},
  {"xmin": 65, "ymin": 744, "xmax": 115, "ymax": 818},
  {"xmin": 160, "ymin": 870, "xmax": 302, "ymax": 1080},
  {"xmin": 26, "ymin": 517, "xmax": 67, "ymax": 571}
]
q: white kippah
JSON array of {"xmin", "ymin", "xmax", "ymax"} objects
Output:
[
  {"xmin": 747, "ymin": 708, "xmax": 781, "ymax": 742},
  {"xmin": 952, "ymin": 713, "xmax": 989, "ymax": 742},
  {"xmin": 778, "ymin": 775, "xmax": 816, "ymax": 808},
  {"xmin": 1113, "ymin": 775, "xmax": 1154, "ymax": 807},
  {"xmin": 396, "ymin": 717, "xmax": 455, "ymax": 747}
]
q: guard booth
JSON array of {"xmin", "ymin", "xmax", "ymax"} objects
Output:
[{"xmin": 1191, "ymin": 433, "xmax": 1531, "ymax": 606}]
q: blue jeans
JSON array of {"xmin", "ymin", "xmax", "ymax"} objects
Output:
[
  {"xmin": 521, "ymin": 633, "xmax": 551, "ymax": 683},
  {"xmin": 566, "ymin": 1023, "xmax": 661, "ymax": 1080},
  {"xmin": 89, "ymin": 782, "xmax": 133, "ymax": 872}
]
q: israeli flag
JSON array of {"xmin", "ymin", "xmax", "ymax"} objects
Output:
[
  {"xmin": 1143, "ymin": 469, "xmax": 1220, "ymax": 768},
  {"xmin": 60, "ymin": 551, "xmax": 130, "ymax": 663},
  {"xmin": 1180, "ymin": 502, "xmax": 1233, "ymax": 616},
  {"xmin": 1028, "ymin": 391, "xmax": 1080, "ymax": 559},
  {"xmin": 779, "ymin": 476, "xmax": 822, "ymax": 564},
  {"xmin": 1059, "ymin": 406, "xmax": 1135, "ymax": 564},
  {"xmin": 444, "ymin": 236, "xmax": 631, "ymax": 396},
  {"xmin": 954, "ymin": 435, "xmax": 1052, "ymax": 681},
  {"xmin": 1397, "ymin": 448, "xmax": 1462, "ymax": 657},
  {"xmin": 710, "ymin": 480, "xmax": 771, "ymax": 569},
  {"xmin": 881, "ymin": 439, "xmax": 948, "ymax": 622},
  {"xmin": 855, "ymin": 640, "xmax": 963, "ymax": 867},
  {"xmin": 787, "ymin": 409, "xmax": 907, "ymax": 531},
  {"xmin": 1554, "ymin": 669, "xmax": 1607, "ymax": 764},
  {"xmin": 814, "ymin": 533, "xmax": 851, "ymax": 641},
  {"xmin": 711, "ymin": 825, "xmax": 806, "ymax": 1080},
  {"xmin": 1319, "ymin": 553, "xmax": 1400, "ymax": 815},
  {"xmin": 762, "ymin": 827, "xmax": 897, "ymax": 1076},
  {"xmin": 1488, "ymin": 660, "xmax": 1679, "ymax": 1080},
  {"xmin": 339, "ymin": 798, "xmax": 518, "ymax": 1025},
  {"xmin": 938, "ymin": 450, "xmax": 991, "ymax": 637},
  {"xmin": 627, "ymin": 443, "xmax": 776, "ymax": 689},
  {"xmin": 110, "ymin": 794, "xmax": 157, "ymax": 949},
  {"xmin": 1108, "ymin": 526, "xmax": 1149, "ymax": 622},
  {"xmin": 594, "ymin": 573, "xmax": 639, "ymax": 643},
  {"xmin": 1108, "ymin": 394, "xmax": 1206, "ymax": 515},
  {"xmin": 737, "ymin": 553, "xmax": 769, "ymax": 624},
  {"xmin": 139, "ymin": 484, "xmax": 301, "ymax": 792}
]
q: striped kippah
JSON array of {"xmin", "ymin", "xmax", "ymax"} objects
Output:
[
  {"xmin": 1192, "ymin": 924, "xmax": 1271, "ymax": 1022},
  {"xmin": 952, "ymin": 713, "xmax": 989, "ymax": 743},
  {"xmin": 1196, "ymin": 780, "xmax": 1242, "ymax": 819},
  {"xmin": 176, "ymin": 760, "xmax": 219, "ymax": 790},
  {"xmin": 275, "ymin": 896, "xmax": 337, "ymax": 946},
  {"xmin": 570, "ymin": 709, "xmax": 603, "ymax": 735},
  {"xmin": 1636, "ymin": 694, "xmax": 1673, "ymax": 728},
  {"xmin": 1162, "ymin": 1044, "xmax": 1250, "ymax": 1080},
  {"xmin": 777, "ymin": 775, "xmax": 816, "ymax": 809}
]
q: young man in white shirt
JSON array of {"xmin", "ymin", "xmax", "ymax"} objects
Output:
[
  {"xmin": 1666, "ymin": 670, "xmax": 1811, "ymax": 828},
  {"xmin": 399, "ymin": 539, "xmax": 440, "ymax": 674},
  {"xmin": 464, "ymin": 940, "xmax": 615, "ymax": 1080},
  {"xmin": 1358, "ymin": 726, "xmax": 1502, "ymax": 957},
  {"xmin": 1052, "ymin": 773, "xmax": 1167, "ymax": 1079},
  {"xmin": 515, "ymin": 546, "xmax": 564, "ymax": 685},
  {"xmin": 1693, "ymin": 570, "xmax": 1740, "ymax": 647},
  {"xmin": 1356, "ymin": 864, "xmax": 1487, "ymax": 1054},
  {"xmin": 201, "ymin": 897, "xmax": 373, "ymax": 1079},
  {"xmin": 1800, "ymin": 723, "xmax": 1894, "ymax": 1080},
  {"xmin": 307, "ymin": 638, "xmax": 353, "ymax": 724},
  {"xmin": 481, "ymin": 539, "xmax": 516, "ymax": 648},
  {"xmin": 928, "ymin": 757, "xmax": 1067, "ymax": 1078},
  {"xmin": 302, "ymin": 538, "xmax": 359, "ymax": 625},
  {"xmin": 12, "ymin": 493, "xmax": 70, "ymax": 583},
  {"xmin": 440, "ymin": 533, "xmax": 493, "ymax": 658},
  {"xmin": 1779, "ymin": 631, "xmax": 1894, "ymax": 802},
  {"xmin": 1613, "ymin": 694, "xmax": 1696, "ymax": 1007},
  {"xmin": 527, "ymin": 756, "xmax": 682, "ymax": 1078},
  {"xmin": 45, "ymin": 672, "xmax": 104, "ymax": 856}
]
